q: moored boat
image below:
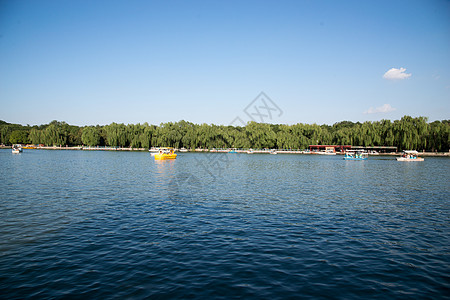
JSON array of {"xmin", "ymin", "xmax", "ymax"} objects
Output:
[
  {"xmin": 312, "ymin": 146, "xmax": 336, "ymax": 155},
  {"xmin": 314, "ymin": 150, "xmax": 336, "ymax": 155},
  {"xmin": 149, "ymin": 147, "xmax": 160, "ymax": 156},
  {"xmin": 344, "ymin": 150, "xmax": 368, "ymax": 160},
  {"xmin": 396, "ymin": 150, "xmax": 424, "ymax": 161}
]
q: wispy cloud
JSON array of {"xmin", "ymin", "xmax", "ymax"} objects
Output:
[
  {"xmin": 364, "ymin": 104, "xmax": 396, "ymax": 114},
  {"xmin": 383, "ymin": 67, "xmax": 411, "ymax": 80}
]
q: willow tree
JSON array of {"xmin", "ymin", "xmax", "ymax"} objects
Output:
[
  {"xmin": 9, "ymin": 130, "xmax": 29, "ymax": 144},
  {"xmin": 0, "ymin": 116, "xmax": 448, "ymax": 151},
  {"xmin": 81, "ymin": 126, "xmax": 101, "ymax": 146},
  {"xmin": 104, "ymin": 123, "xmax": 128, "ymax": 147},
  {"xmin": 28, "ymin": 128, "xmax": 43, "ymax": 144},
  {"xmin": 43, "ymin": 122, "xmax": 67, "ymax": 146},
  {"xmin": 139, "ymin": 123, "xmax": 155, "ymax": 149}
]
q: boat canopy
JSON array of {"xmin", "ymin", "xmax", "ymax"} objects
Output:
[{"xmin": 403, "ymin": 150, "xmax": 419, "ymax": 154}]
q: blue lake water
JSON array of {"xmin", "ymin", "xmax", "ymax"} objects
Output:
[{"xmin": 0, "ymin": 149, "xmax": 449, "ymax": 299}]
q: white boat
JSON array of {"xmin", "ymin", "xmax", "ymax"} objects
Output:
[
  {"xmin": 344, "ymin": 150, "xmax": 368, "ymax": 160},
  {"xmin": 179, "ymin": 148, "xmax": 188, "ymax": 152},
  {"xmin": 149, "ymin": 148, "xmax": 160, "ymax": 156},
  {"xmin": 247, "ymin": 149, "xmax": 254, "ymax": 154},
  {"xmin": 314, "ymin": 150, "xmax": 336, "ymax": 155},
  {"xmin": 270, "ymin": 149, "xmax": 277, "ymax": 155},
  {"xmin": 12, "ymin": 144, "xmax": 23, "ymax": 154},
  {"xmin": 396, "ymin": 150, "xmax": 424, "ymax": 161},
  {"xmin": 322, "ymin": 151, "xmax": 336, "ymax": 155},
  {"xmin": 312, "ymin": 146, "xmax": 337, "ymax": 155}
]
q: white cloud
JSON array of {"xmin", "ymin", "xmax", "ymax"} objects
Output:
[
  {"xmin": 364, "ymin": 104, "xmax": 396, "ymax": 114},
  {"xmin": 383, "ymin": 67, "xmax": 411, "ymax": 80}
]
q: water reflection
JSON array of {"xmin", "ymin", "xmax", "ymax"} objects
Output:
[
  {"xmin": 153, "ymin": 159, "xmax": 176, "ymax": 182},
  {"xmin": 153, "ymin": 158, "xmax": 201, "ymax": 202}
]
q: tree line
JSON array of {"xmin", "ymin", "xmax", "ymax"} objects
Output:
[{"xmin": 1, "ymin": 116, "xmax": 448, "ymax": 152}]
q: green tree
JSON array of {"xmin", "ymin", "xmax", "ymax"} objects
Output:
[
  {"xmin": 28, "ymin": 128, "xmax": 43, "ymax": 144},
  {"xmin": 104, "ymin": 123, "xmax": 128, "ymax": 147},
  {"xmin": 0, "ymin": 116, "xmax": 449, "ymax": 152},
  {"xmin": 9, "ymin": 130, "xmax": 29, "ymax": 144},
  {"xmin": 1, "ymin": 125, "xmax": 12, "ymax": 144},
  {"xmin": 81, "ymin": 126, "xmax": 101, "ymax": 146},
  {"xmin": 68, "ymin": 126, "xmax": 83, "ymax": 146},
  {"xmin": 44, "ymin": 121, "xmax": 68, "ymax": 146}
]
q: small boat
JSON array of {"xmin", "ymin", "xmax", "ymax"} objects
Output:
[
  {"xmin": 228, "ymin": 148, "xmax": 238, "ymax": 153},
  {"xmin": 312, "ymin": 146, "xmax": 337, "ymax": 155},
  {"xmin": 179, "ymin": 148, "xmax": 188, "ymax": 152},
  {"xmin": 149, "ymin": 147, "xmax": 160, "ymax": 156},
  {"xmin": 12, "ymin": 144, "xmax": 23, "ymax": 154},
  {"xmin": 270, "ymin": 149, "xmax": 277, "ymax": 155},
  {"xmin": 23, "ymin": 144, "xmax": 37, "ymax": 149},
  {"xmin": 396, "ymin": 150, "xmax": 424, "ymax": 161},
  {"xmin": 154, "ymin": 148, "xmax": 177, "ymax": 160},
  {"xmin": 314, "ymin": 150, "xmax": 336, "ymax": 155},
  {"xmin": 247, "ymin": 149, "xmax": 254, "ymax": 154},
  {"xmin": 344, "ymin": 150, "xmax": 368, "ymax": 160}
]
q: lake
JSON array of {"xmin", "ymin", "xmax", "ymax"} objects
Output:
[{"xmin": 0, "ymin": 149, "xmax": 449, "ymax": 299}]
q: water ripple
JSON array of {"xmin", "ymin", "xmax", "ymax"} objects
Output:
[{"xmin": 0, "ymin": 150, "xmax": 449, "ymax": 299}]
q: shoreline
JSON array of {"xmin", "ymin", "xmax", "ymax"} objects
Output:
[
  {"xmin": 2, "ymin": 145, "xmax": 449, "ymax": 156},
  {"xmin": 1, "ymin": 145, "xmax": 146, "ymax": 151}
]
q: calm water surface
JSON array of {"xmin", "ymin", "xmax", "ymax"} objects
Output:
[{"xmin": 0, "ymin": 149, "xmax": 449, "ymax": 299}]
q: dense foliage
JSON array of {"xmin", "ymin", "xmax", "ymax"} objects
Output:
[{"xmin": 0, "ymin": 117, "xmax": 448, "ymax": 151}]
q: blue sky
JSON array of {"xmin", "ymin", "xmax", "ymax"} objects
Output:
[{"xmin": 1, "ymin": 0, "xmax": 449, "ymax": 126}]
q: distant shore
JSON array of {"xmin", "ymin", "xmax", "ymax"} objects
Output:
[
  {"xmin": 1, "ymin": 145, "xmax": 146, "ymax": 151},
  {"xmin": 2, "ymin": 145, "xmax": 449, "ymax": 157}
]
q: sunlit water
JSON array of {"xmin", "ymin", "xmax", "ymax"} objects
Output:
[{"xmin": 1, "ymin": 149, "xmax": 449, "ymax": 299}]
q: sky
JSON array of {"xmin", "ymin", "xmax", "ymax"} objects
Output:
[{"xmin": 1, "ymin": 0, "xmax": 449, "ymax": 126}]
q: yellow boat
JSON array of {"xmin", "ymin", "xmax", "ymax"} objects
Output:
[{"xmin": 154, "ymin": 148, "xmax": 177, "ymax": 160}]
